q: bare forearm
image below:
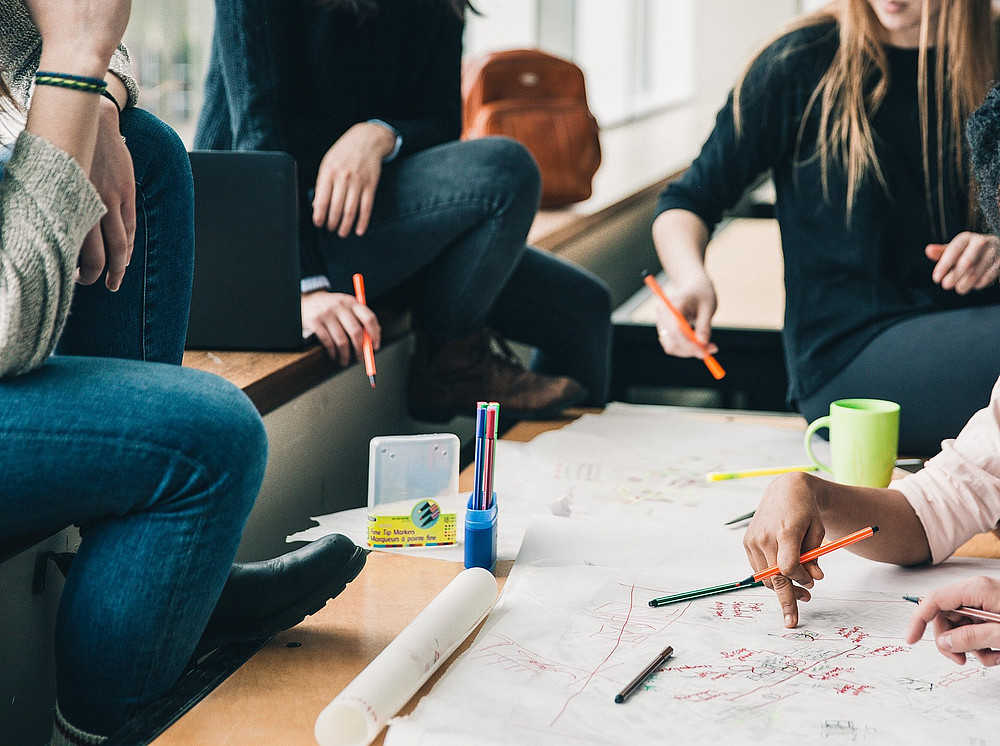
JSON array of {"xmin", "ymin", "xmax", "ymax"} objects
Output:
[
  {"xmin": 652, "ymin": 208, "xmax": 711, "ymax": 283},
  {"xmin": 25, "ymin": 91, "xmax": 100, "ymax": 174},
  {"xmin": 811, "ymin": 476, "xmax": 932, "ymax": 566}
]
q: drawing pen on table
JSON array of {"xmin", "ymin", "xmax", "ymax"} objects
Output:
[
  {"xmin": 614, "ymin": 646, "xmax": 673, "ymax": 704},
  {"xmin": 724, "ymin": 510, "xmax": 756, "ymax": 526},
  {"xmin": 707, "ymin": 464, "xmax": 817, "ymax": 482},
  {"xmin": 903, "ymin": 595, "xmax": 1000, "ymax": 624},
  {"xmin": 649, "ymin": 525, "xmax": 879, "ymax": 607},
  {"xmin": 642, "ymin": 270, "xmax": 725, "ymax": 380},
  {"xmin": 352, "ymin": 272, "xmax": 377, "ymax": 388}
]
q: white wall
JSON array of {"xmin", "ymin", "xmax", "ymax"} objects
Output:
[{"xmin": 691, "ymin": 0, "xmax": 801, "ymax": 137}]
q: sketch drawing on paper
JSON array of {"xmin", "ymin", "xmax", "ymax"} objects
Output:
[
  {"xmin": 500, "ymin": 407, "xmax": 827, "ymax": 521},
  {"xmin": 393, "ymin": 571, "xmax": 997, "ymax": 745}
]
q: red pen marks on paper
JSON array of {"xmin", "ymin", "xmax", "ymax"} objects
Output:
[
  {"xmin": 471, "ymin": 635, "xmax": 589, "ymax": 684},
  {"xmin": 807, "ymin": 665, "xmax": 853, "ymax": 681},
  {"xmin": 714, "ymin": 600, "xmax": 764, "ymax": 620},
  {"xmin": 835, "ymin": 683, "xmax": 874, "ymax": 696},
  {"xmin": 837, "ymin": 626, "xmax": 870, "ymax": 644},
  {"xmin": 549, "ymin": 582, "xmax": 638, "ymax": 727}
]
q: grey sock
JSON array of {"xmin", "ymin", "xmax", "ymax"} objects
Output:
[{"xmin": 49, "ymin": 703, "xmax": 106, "ymax": 746}]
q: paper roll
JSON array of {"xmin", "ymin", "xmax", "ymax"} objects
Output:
[{"xmin": 314, "ymin": 567, "xmax": 498, "ymax": 746}]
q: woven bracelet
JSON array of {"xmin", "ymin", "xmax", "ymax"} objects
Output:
[{"xmin": 35, "ymin": 71, "xmax": 108, "ymax": 95}]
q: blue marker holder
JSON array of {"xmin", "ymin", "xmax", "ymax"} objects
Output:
[{"xmin": 464, "ymin": 493, "xmax": 498, "ymax": 573}]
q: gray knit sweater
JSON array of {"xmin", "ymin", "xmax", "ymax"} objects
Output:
[
  {"xmin": 0, "ymin": 1, "xmax": 111, "ymax": 377},
  {"xmin": 0, "ymin": 136, "xmax": 105, "ymax": 377}
]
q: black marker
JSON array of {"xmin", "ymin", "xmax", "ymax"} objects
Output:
[{"xmin": 614, "ymin": 646, "xmax": 673, "ymax": 704}]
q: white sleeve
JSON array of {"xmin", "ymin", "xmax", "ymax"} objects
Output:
[{"xmin": 894, "ymin": 378, "xmax": 1000, "ymax": 564}]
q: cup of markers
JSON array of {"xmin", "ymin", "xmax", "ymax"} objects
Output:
[{"xmin": 465, "ymin": 402, "xmax": 499, "ymax": 572}]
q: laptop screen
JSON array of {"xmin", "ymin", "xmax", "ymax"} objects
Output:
[{"xmin": 186, "ymin": 150, "xmax": 309, "ymax": 351}]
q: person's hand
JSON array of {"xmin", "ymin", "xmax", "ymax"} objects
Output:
[
  {"xmin": 743, "ymin": 472, "xmax": 828, "ymax": 628},
  {"xmin": 301, "ymin": 291, "xmax": 381, "ymax": 367},
  {"xmin": 653, "ymin": 275, "xmax": 718, "ymax": 358},
  {"xmin": 26, "ymin": 0, "xmax": 131, "ymax": 74},
  {"xmin": 906, "ymin": 576, "xmax": 1000, "ymax": 667},
  {"xmin": 926, "ymin": 232, "xmax": 1000, "ymax": 295},
  {"xmin": 312, "ymin": 123, "xmax": 397, "ymax": 239},
  {"xmin": 75, "ymin": 97, "xmax": 136, "ymax": 290}
]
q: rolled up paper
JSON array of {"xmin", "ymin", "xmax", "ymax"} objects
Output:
[{"xmin": 314, "ymin": 567, "xmax": 499, "ymax": 746}]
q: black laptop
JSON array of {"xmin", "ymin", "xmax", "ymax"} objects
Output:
[{"xmin": 186, "ymin": 150, "xmax": 311, "ymax": 351}]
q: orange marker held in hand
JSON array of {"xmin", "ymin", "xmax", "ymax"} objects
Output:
[
  {"xmin": 352, "ymin": 273, "xmax": 377, "ymax": 388},
  {"xmin": 642, "ymin": 270, "xmax": 725, "ymax": 380}
]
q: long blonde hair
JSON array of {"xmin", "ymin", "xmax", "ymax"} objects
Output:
[{"xmin": 735, "ymin": 0, "xmax": 997, "ymax": 233}]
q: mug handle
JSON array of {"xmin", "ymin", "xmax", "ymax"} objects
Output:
[{"xmin": 803, "ymin": 415, "xmax": 834, "ymax": 475}]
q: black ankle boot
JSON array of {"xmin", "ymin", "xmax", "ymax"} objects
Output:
[{"xmin": 193, "ymin": 534, "xmax": 368, "ymax": 659}]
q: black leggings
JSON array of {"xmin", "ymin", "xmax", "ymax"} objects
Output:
[{"xmin": 798, "ymin": 304, "xmax": 1000, "ymax": 457}]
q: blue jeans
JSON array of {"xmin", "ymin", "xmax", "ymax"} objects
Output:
[
  {"xmin": 310, "ymin": 138, "xmax": 614, "ymax": 406},
  {"xmin": 56, "ymin": 108, "xmax": 195, "ymax": 364},
  {"xmin": 0, "ymin": 111, "xmax": 267, "ymax": 735}
]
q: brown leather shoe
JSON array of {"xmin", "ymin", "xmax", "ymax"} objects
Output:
[{"xmin": 407, "ymin": 328, "xmax": 587, "ymax": 422}]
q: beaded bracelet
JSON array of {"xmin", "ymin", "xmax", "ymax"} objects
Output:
[{"xmin": 34, "ymin": 71, "xmax": 108, "ymax": 95}]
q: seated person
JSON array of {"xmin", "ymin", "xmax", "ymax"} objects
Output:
[
  {"xmin": 0, "ymin": 2, "xmax": 364, "ymax": 742},
  {"xmin": 745, "ymin": 74, "xmax": 1000, "ymax": 663},
  {"xmin": 650, "ymin": 0, "xmax": 1000, "ymax": 456},
  {"xmin": 194, "ymin": 0, "xmax": 613, "ymax": 422}
]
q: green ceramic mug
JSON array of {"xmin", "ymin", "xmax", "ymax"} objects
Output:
[{"xmin": 803, "ymin": 399, "xmax": 900, "ymax": 487}]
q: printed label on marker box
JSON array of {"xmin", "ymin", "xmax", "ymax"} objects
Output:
[{"xmin": 367, "ymin": 499, "xmax": 456, "ymax": 547}]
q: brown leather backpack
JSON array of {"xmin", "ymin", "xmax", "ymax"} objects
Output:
[{"xmin": 462, "ymin": 49, "xmax": 602, "ymax": 208}]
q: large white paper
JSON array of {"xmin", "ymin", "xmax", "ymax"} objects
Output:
[
  {"xmin": 387, "ymin": 516, "xmax": 1000, "ymax": 745},
  {"xmin": 288, "ymin": 404, "xmax": 826, "ymax": 561}
]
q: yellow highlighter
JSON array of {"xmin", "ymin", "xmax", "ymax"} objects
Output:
[{"xmin": 706, "ymin": 464, "xmax": 818, "ymax": 482}]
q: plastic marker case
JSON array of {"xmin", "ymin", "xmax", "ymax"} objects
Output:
[
  {"xmin": 464, "ymin": 493, "xmax": 497, "ymax": 572},
  {"xmin": 367, "ymin": 434, "xmax": 460, "ymax": 548}
]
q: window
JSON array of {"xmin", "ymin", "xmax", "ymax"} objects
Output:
[
  {"xmin": 123, "ymin": 1, "xmax": 808, "ymax": 144},
  {"xmin": 466, "ymin": 0, "xmax": 696, "ymax": 128},
  {"xmin": 123, "ymin": 2, "xmax": 214, "ymax": 145}
]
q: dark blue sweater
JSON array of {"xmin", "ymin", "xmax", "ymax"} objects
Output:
[
  {"xmin": 656, "ymin": 22, "xmax": 1000, "ymax": 402},
  {"xmin": 196, "ymin": 0, "xmax": 464, "ymax": 278}
]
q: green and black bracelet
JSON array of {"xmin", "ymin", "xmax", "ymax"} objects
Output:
[{"xmin": 34, "ymin": 71, "xmax": 108, "ymax": 95}]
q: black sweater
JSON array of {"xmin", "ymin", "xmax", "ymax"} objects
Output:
[
  {"xmin": 197, "ymin": 0, "xmax": 464, "ymax": 278},
  {"xmin": 656, "ymin": 22, "xmax": 1000, "ymax": 402},
  {"xmin": 269, "ymin": 0, "xmax": 463, "ymax": 178}
]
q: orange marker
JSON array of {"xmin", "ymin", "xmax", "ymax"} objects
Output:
[
  {"xmin": 752, "ymin": 525, "xmax": 879, "ymax": 583},
  {"xmin": 642, "ymin": 271, "xmax": 725, "ymax": 380},
  {"xmin": 649, "ymin": 526, "xmax": 878, "ymax": 607},
  {"xmin": 352, "ymin": 273, "xmax": 377, "ymax": 388}
]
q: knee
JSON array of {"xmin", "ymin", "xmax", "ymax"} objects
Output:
[
  {"xmin": 168, "ymin": 370, "xmax": 268, "ymax": 514},
  {"xmin": 584, "ymin": 273, "xmax": 613, "ymax": 320},
  {"xmin": 465, "ymin": 137, "xmax": 542, "ymax": 211},
  {"xmin": 567, "ymin": 265, "xmax": 612, "ymax": 325},
  {"xmin": 122, "ymin": 108, "xmax": 195, "ymax": 203}
]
